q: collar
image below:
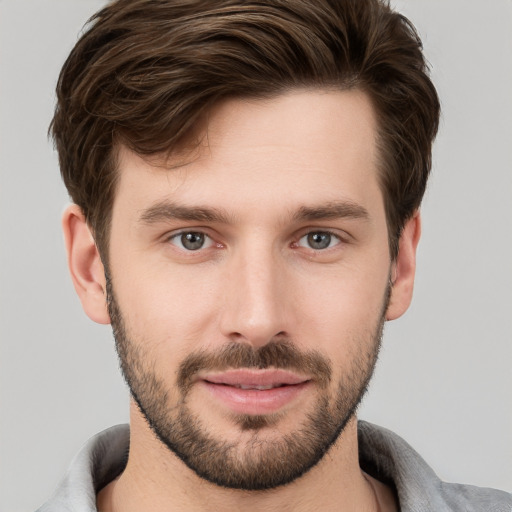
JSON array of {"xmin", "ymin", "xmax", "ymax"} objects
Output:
[{"xmin": 37, "ymin": 421, "xmax": 512, "ymax": 511}]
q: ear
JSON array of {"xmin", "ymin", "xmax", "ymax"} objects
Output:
[
  {"xmin": 62, "ymin": 204, "xmax": 110, "ymax": 324},
  {"xmin": 386, "ymin": 211, "xmax": 421, "ymax": 321}
]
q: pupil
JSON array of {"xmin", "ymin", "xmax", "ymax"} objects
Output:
[
  {"xmin": 182, "ymin": 232, "xmax": 204, "ymax": 250},
  {"xmin": 308, "ymin": 232, "xmax": 330, "ymax": 249}
]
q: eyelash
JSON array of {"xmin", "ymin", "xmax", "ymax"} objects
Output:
[
  {"xmin": 167, "ymin": 231, "xmax": 217, "ymax": 251},
  {"xmin": 166, "ymin": 229, "xmax": 346, "ymax": 253},
  {"xmin": 295, "ymin": 230, "xmax": 343, "ymax": 250}
]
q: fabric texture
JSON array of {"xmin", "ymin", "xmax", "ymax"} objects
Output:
[{"xmin": 36, "ymin": 421, "xmax": 512, "ymax": 512}]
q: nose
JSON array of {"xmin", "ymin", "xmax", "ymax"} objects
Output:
[{"xmin": 219, "ymin": 244, "xmax": 290, "ymax": 348}]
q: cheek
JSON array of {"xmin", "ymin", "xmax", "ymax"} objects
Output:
[
  {"xmin": 291, "ymin": 259, "xmax": 389, "ymax": 351},
  {"xmin": 111, "ymin": 258, "xmax": 223, "ymax": 353}
]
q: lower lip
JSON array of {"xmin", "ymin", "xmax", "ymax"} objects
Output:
[{"xmin": 201, "ymin": 381, "xmax": 310, "ymax": 415}]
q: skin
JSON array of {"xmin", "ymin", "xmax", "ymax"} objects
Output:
[{"xmin": 64, "ymin": 89, "xmax": 420, "ymax": 512}]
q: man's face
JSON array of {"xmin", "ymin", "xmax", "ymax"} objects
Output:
[{"xmin": 107, "ymin": 89, "xmax": 393, "ymax": 489}]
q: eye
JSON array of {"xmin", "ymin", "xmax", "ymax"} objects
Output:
[
  {"xmin": 297, "ymin": 231, "xmax": 341, "ymax": 250},
  {"xmin": 169, "ymin": 231, "xmax": 214, "ymax": 251}
]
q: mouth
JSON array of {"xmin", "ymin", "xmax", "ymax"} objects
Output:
[{"xmin": 198, "ymin": 369, "xmax": 312, "ymax": 415}]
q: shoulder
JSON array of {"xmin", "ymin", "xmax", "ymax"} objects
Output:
[
  {"xmin": 438, "ymin": 482, "xmax": 512, "ymax": 512},
  {"xmin": 358, "ymin": 421, "xmax": 512, "ymax": 512},
  {"xmin": 36, "ymin": 424, "xmax": 130, "ymax": 512}
]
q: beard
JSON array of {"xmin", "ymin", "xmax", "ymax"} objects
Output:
[{"xmin": 107, "ymin": 275, "xmax": 389, "ymax": 491}]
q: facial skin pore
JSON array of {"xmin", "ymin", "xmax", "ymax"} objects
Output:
[{"xmin": 64, "ymin": 89, "xmax": 420, "ymax": 512}]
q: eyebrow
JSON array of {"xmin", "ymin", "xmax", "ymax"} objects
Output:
[
  {"xmin": 292, "ymin": 201, "xmax": 370, "ymax": 222},
  {"xmin": 139, "ymin": 199, "xmax": 369, "ymax": 226},
  {"xmin": 139, "ymin": 201, "xmax": 234, "ymax": 225}
]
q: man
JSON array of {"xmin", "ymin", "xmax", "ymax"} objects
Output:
[{"xmin": 36, "ymin": 0, "xmax": 511, "ymax": 511}]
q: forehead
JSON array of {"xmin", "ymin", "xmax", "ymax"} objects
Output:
[{"xmin": 113, "ymin": 89, "xmax": 380, "ymax": 219}]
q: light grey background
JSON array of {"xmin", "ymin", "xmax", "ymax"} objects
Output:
[{"xmin": 1, "ymin": 1, "xmax": 511, "ymax": 510}]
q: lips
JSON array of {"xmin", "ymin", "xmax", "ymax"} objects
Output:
[
  {"xmin": 204, "ymin": 369, "xmax": 307, "ymax": 387},
  {"xmin": 199, "ymin": 369, "xmax": 311, "ymax": 415}
]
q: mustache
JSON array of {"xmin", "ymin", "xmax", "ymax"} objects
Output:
[{"xmin": 177, "ymin": 340, "xmax": 332, "ymax": 393}]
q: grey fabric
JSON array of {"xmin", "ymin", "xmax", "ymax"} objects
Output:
[
  {"xmin": 37, "ymin": 421, "xmax": 512, "ymax": 511},
  {"xmin": 357, "ymin": 422, "xmax": 512, "ymax": 511},
  {"xmin": 37, "ymin": 425, "xmax": 129, "ymax": 512}
]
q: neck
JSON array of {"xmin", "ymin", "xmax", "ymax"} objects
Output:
[{"xmin": 97, "ymin": 402, "xmax": 382, "ymax": 512}]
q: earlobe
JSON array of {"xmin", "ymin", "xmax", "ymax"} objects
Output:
[
  {"xmin": 386, "ymin": 211, "xmax": 421, "ymax": 321},
  {"xmin": 62, "ymin": 204, "xmax": 111, "ymax": 325}
]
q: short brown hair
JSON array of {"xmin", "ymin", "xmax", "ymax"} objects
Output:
[{"xmin": 51, "ymin": 0, "xmax": 440, "ymax": 259}]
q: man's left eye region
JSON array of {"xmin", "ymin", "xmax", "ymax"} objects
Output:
[
  {"xmin": 169, "ymin": 231, "xmax": 214, "ymax": 251},
  {"xmin": 297, "ymin": 231, "xmax": 341, "ymax": 250}
]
